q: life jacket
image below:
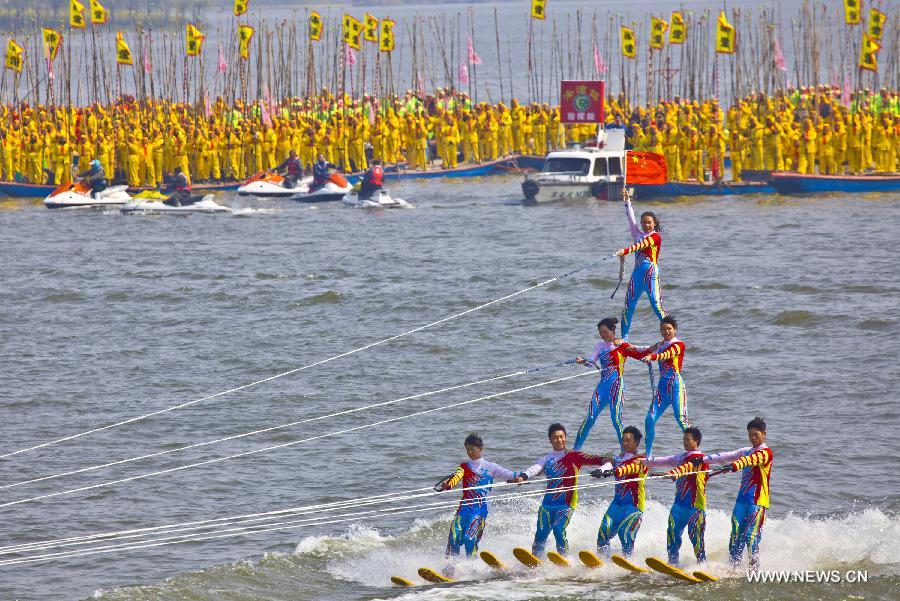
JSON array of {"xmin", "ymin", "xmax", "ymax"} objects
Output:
[
  {"xmin": 369, "ymin": 165, "xmax": 383, "ymax": 186},
  {"xmin": 286, "ymin": 157, "xmax": 302, "ymax": 176},
  {"xmin": 174, "ymin": 174, "xmax": 191, "ymax": 191}
]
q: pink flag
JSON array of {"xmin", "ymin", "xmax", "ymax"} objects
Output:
[
  {"xmin": 415, "ymin": 73, "xmax": 425, "ymax": 96},
  {"xmin": 592, "ymin": 44, "xmax": 607, "ymax": 75},
  {"xmin": 467, "ymin": 35, "xmax": 482, "ymax": 65},
  {"xmin": 773, "ymin": 36, "xmax": 786, "ymax": 72},
  {"xmin": 204, "ymin": 92, "xmax": 211, "ymax": 118},
  {"xmin": 458, "ymin": 61, "xmax": 469, "ymax": 86},
  {"xmin": 260, "ymin": 101, "xmax": 272, "ymax": 127},
  {"xmin": 143, "ymin": 39, "xmax": 152, "ymax": 74},
  {"xmin": 217, "ymin": 46, "xmax": 227, "ymax": 74},
  {"xmin": 842, "ymin": 73, "xmax": 851, "ymax": 107},
  {"xmin": 345, "ymin": 44, "xmax": 357, "ymax": 65}
]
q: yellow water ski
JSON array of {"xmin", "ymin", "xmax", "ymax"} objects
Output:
[
  {"xmin": 578, "ymin": 549, "xmax": 604, "ymax": 568},
  {"xmin": 417, "ymin": 567, "xmax": 454, "ymax": 583},
  {"xmin": 644, "ymin": 557, "xmax": 701, "ymax": 583},
  {"xmin": 390, "ymin": 575, "xmax": 414, "ymax": 587},
  {"xmin": 513, "ymin": 547, "xmax": 543, "ymax": 568},
  {"xmin": 611, "ymin": 553, "xmax": 649, "ymax": 573},
  {"xmin": 480, "ymin": 550, "xmax": 507, "ymax": 570},
  {"xmin": 546, "ymin": 551, "xmax": 571, "ymax": 567},
  {"xmin": 693, "ymin": 570, "xmax": 719, "ymax": 582}
]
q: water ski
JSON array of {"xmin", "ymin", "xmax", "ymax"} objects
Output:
[
  {"xmin": 546, "ymin": 551, "xmax": 571, "ymax": 567},
  {"xmin": 693, "ymin": 570, "xmax": 719, "ymax": 582},
  {"xmin": 417, "ymin": 567, "xmax": 454, "ymax": 583},
  {"xmin": 513, "ymin": 547, "xmax": 543, "ymax": 568},
  {"xmin": 480, "ymin": 550, "xmax": 507, "ymax": 570},
  {"xmin": 611, "ymin": 553, "xmax": 649, "ymax": 573},
  {"xmin": 644, "ymin": 557, "xmax": 702, "ymax": 583},
  {"xmin": 578, "ymin": 549, "xmax": 604, "ymax": 568},
  {"xmin": 390, "ymin": 576, "xmax": 415, "ymax": 587}
]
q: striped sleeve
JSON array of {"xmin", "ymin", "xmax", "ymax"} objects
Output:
[
  {"xmin": 445, "ymin": 467, "xmax": 465, "ymax": 489},
  {"xmin": 651, "ymin": 342, "xmax": 683, "ymax": 362},
  {"xmin": 619, "ymin": 232, "xmax": 660, "ymax": 256},
  {"xmin": 615, "ymin": 462, "xmax": 647, "ymax": 478},
  {"xmin": 731, "ymin": 448, "xmax": 773, "ymax": 471},
  {"xmin": 666, "ymin": 461, "xmax": 699, "ymax": 478}
]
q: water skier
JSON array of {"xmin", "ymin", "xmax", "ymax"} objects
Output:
[{"xmin": 433, "ymin": 434, "xmax": 518, "ymax": 558}]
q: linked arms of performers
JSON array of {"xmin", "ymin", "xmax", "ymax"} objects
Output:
[
  {"xmin": 704, "ymin": 447, "xmax": 772, "ymax": 475},
  {"xmin": 509, "ymin": 462, "xmax": 545, "ymax": 484},
  {"xmin": 433, "ymin": 467, "xmax": 465, "ymax": 492},
  {"xmin": 641, "ymin": 341, "xmax": 682, "ymax": 364},
  {"xmin": 615, "ymin": 231, "xmax": 660, "ymax": 257}
]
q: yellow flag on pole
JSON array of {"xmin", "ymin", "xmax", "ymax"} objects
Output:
[
  {"xmin": 234, "ymin": 0, "xmax": 248, "ymax": 17},
  {"xmin": 238, "ymin": 24, "xmax": 255, "ymax": 60},
  {"xmin": 867, "ymin": 9, "xmax": 886, "ymax": 40},
  {"xmin": 715, "ymin": 11, "xmax": 736, "ymax": 54},
  {"xmin": 89, "ymin": 0, "xmax": 107, "ymax": 25},
  {"xmin": 5, "ymin": 39, "xmax": 24, "ymax": 73},
  {"xmin": 669, "ymin": 11, "xmax": 686, "ymax": 44},
  {"xmin": 70, "ymin": 0, "xmax": 86, "ymax": 29},
  {"xmin": 309, "ymin": 12, "xmax": 323, "ymax": 42},
  {"xmin": 843, "ymin": 0, "xmax": 861, "ymax": 25},
  {"xmin": 43, "ymin": 28, "xmax": 63, "ymax": 62},
  {"xmin": 116, "ymin": 31, "xmax": 133, "ymax": 65},
  {"xmin": 531, "ymin": 0, "xmax": 547, "ymax": 20},
  {"xmin": 650, "ymin": 17, "xmax": 668, "ymax": 49},
  {"xmin": 186, "ymin": 23, "xmax": 205, "ymax": 56},
  {"xmin": 859, "ymin": 32, "xmax": 880, "ymax": 71},
  {"xmin": 342, "ymin": 14, "xmax": 363, "ymax": 50},
  {"xmin": 621, "ymin": 26, "xmax": 636, "ymax": 58},
  {"xmin": 364, "ymin": 14, "xmax": 379, "ymax": 43},
  {"xmin": 379, "ymin": 19, "xmax": 395, "ymax": 52}
]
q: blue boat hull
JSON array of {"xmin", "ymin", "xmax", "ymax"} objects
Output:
[
  {"xmin": 633, "ymin": 181, "xmax": 774, "ymax": 198},
  {"xmin": 769, "ymin": 173, "xmax": 900, "ymax": 194}
]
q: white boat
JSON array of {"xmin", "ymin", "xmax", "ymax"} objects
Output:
[
  {"xmin": 521, "ymin": 129, "xmax": 629, "ymax": 203},
  {"xmin": 121, "ymin": 193, "xmax": 229, "ymax": 214},
  {"xmin": 237, "ymin": 171, "xmax": 353, "ymax": 202},
  {"xmin": 237, "ymin": 172, "xmax": 298, "ymax": 198},
  {"xmin": 289, "ymin": 174, "xmax": 354, "ymax": 203},
  {"xmin": 44, "ymin": 181, "xmax": 131, "ymax": 209},
  {"xmin": 342, "ymin": 189, "xmax": 413, "ymax": 209}
]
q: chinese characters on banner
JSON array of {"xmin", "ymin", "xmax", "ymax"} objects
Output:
[{"xmin": 560, "ymin": 80, "xmax": 604, "ymax": 124}]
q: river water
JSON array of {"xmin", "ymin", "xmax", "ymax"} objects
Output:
[{"xmin": 1, "ymin": 178, "xmax": 898, "ymax": 600}]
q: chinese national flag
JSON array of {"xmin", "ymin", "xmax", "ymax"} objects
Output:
[{"xmin": 625, "ymin": 151, "xmax": 667, "ymax": 185}]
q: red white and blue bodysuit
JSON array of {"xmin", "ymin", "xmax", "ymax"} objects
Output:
[
  {"xmin": 619, "ymin": 197, "xmax": 667, "ymax": 340},
  {"xmin": 443, "ymin": 458, "xmax": 517, "ymax": 557}
]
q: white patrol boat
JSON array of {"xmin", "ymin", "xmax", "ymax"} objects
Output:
[{"xmin": 521, "ymin": 129, "xmax": 628, "ymax": 203}]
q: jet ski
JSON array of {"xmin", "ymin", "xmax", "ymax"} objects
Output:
[
  {"xmin": 289, "ymin": 173, "xmax": 353, "ymax": 203},
  {"xmin": 121, "ymin": 191, "xmax": 229, "ymax": 214},
  {"xmin": 44, "ymin": 181, "xmax": 131, "ymax": 209},
  {"xmin": 342, "ymin": 188, "xmax": 413, "ymax": 209},
  {"xmin": 236, "ymin": 171, "xmax": 298, "ymax": 198}
]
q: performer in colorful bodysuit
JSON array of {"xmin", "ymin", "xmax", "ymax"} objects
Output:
[
  {"xmin": 574, "ymin": 317, "xmax": 644, "ymax": 451},
  {"xmin": 644, "ymin": 427, "xmax": 709, "ymax": 564},
  {"xmin": 634, "ymin": 315, "xmax": 691, "ymax": 457},
  {"xmin": 434, "ymin": 434, "xmax": 518, "ymax": 557},
  {"xmin": 591, "ymin": 425, "xmax": 647, "ymax": 557},
  {"xmin": 614, "ymin": 193, "xmax": 667, "ymax": 340},
  {"xmin": 513, "ymin": 423, "xmax": 608, "ymax": 557},
  {"xmin": 704, "ymin": 417, "xmax": 773, "ymax": 571}
]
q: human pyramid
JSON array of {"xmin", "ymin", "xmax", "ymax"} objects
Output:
[{"xmin": 433, "ymin": 192, "xmax": 774, "ymax": 574}]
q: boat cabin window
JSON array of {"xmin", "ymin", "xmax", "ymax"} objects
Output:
[
  {"xmin": 543, "ymin": 157, "xmax": 591, "ymax": 175},
  {"xmin": 608, "ymin": 157, "xmax": 622, "ymax": 175},
  {"xmin": 593, "ymin": 158, "xmax": 608, "ymax": 176}
]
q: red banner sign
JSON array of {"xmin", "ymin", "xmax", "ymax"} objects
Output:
[{"xmin": 560, "ymin": 80, "xmax": 605, "ymax": 124}]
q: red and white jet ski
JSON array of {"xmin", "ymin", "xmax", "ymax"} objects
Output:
[{"xmin": 43, "ymin": 181, "xmax": 131, "ymax": 209}]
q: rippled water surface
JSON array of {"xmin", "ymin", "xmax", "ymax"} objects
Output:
[{"xmin": 1, "ymin": 179, "xmax": 898, "ymax": 600}]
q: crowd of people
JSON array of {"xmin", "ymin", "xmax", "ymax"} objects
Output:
[
  {"xmin": 434, "ymin": 193, "xmax": 774, "ymax": 573},
  {"xmin": 0, "ymin": 85, "xmax": 896, "ymax": 189}
]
